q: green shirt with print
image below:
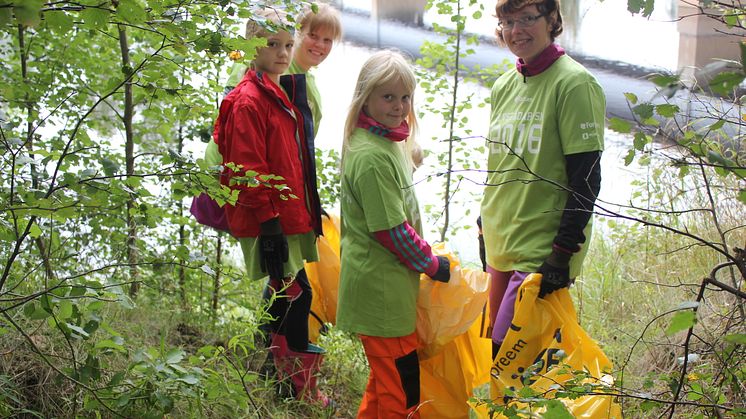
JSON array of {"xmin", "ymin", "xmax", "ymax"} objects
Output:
[
  {"xmin": 481, "ymin": 54, "xmax": 605, "ymax": 278},
  {"xmin": 337, "ymin": 128, "xmax": 423, "ymax": 337}
]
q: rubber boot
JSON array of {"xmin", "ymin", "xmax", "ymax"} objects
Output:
[
  {"xmin": 267, "ymin": 333, "xmax": 294, "ymax": 398},
  {"xmin": 270, "ymin": 334, "xmax": 333, "ymax": 407}
]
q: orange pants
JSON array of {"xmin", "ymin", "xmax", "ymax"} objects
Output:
[{"xmin": 358, "ymin": 331, "xmax": 420, "ymax": 418}]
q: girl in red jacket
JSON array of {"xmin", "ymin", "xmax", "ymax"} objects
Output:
[{"xmin": 213, "ymin": 8, "xmax": 327, "ymax": 405}]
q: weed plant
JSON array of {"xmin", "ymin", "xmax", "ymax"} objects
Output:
[{"xmin": 575, "ymin": 157, "xmax": 745, "ymax": 417}]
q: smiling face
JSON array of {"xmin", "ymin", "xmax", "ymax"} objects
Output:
[
  {"xmin": 499, "ymin": 4, "xmax": 553, "ymax": 64},
  {"xmin": 294, "ymin": 25, "xmax": 335, "ymax": 70},
  {"xmin": 253, "ymin": 30, "xmax": 294, "ymax": 83},
  {"xmin": 363, "ymin": 77, "xmax": 412, "ymax": 129}
]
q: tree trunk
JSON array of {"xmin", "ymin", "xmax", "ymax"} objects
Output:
[{"xmin": 118, "ymin": 26, "xmax": 139, "ymax": 297}]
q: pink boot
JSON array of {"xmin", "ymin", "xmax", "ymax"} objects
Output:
[{"xmin": 269, "ymin": 334, "xmax": 332, "ymax": 407}]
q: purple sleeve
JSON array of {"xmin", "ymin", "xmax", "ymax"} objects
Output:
[{"xmin": 373, "ymin": 222, "xmax": 439, "ymax": 277}]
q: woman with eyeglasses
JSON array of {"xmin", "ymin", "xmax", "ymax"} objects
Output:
[{"xmin": 480, "ymin": 0, "xmax": 606, "ymax": 358}]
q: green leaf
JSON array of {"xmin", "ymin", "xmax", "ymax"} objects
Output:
[
  {"xmin": 608, "ymin": 117, "xmax": 632, "ymax": 133},
  {"xmin": 709, "ymin": 119, "xmax": 726, "ymax": 131},
  {"xmin": 101, "ymin": 158, "xmax": 120, "ymax": 177},
  {"xmin": 724, "ymin": 333, "xmax": 746, "ymax": 344},
  {"xmin": 66, "ymin": 323, "xmax": 91, "ymax": 338},
  {"xmin": 57, "ymin": 300, "xmax": 73, "ymax": 320},
  {"xmin": 655, "ymin": 104, "xmax": 679, "ymax": 118},
  {"xmin": 116, "ymin": 394, "xmax": 131, "ymax": 408},
  {"xmin": 70, "ymin": 286, "xmax": 87, "ymax": 297},
  {"xmin": 95, "ymin": 339, "xmax": 127, "ymax": 353},
  {"xmin": 723, "ymin": 11, "xmax": 739, "ymax": 27},
  {"xmin": 165, "ymin": 348, "xmax": 184, "ymax": 364},
  {"xmin": 0, "ymin": 6, "xmax": 11, "ymax": 26},
  {"xmin": 633, "ymin": 132, "xmax": 650, "ymax": 151},
  {"xmin": 44, "ymin": 10, "xmax": 73, "ymax": 33},
  {"xmin": 29, "ymin": 302, "xmax": 52, "ymax": 320},
  {"xmin": 542, "ymin": 399, "xmax": 574, "ymax": 418},
  {"xmin": 738, "ymin": 189, "xmax": 746, "ymax": 205},
  {"xmin": 28, "ymin": 221, "xmax": 42, "ymax": 238},
  {"xmin": 649, "ymin": 73, "xmax": 680, "ymax": 87},
  {"xmin": 666, "ymin": 311, "xmax": 697, "ymax": 335},
  {"xmin": 124, "ymin": 176, "xmax": 141, "ymax": 188},
  {"xmin": 633, "ymin": 103, "xmax": 654, "ymax": 120},
  {"xmin": 81, "ymin": 6, "xmax": 110, "ymax": 29},
  {"xmin": 623, "ymin": 92, "xmax": 638, "ymax": 104},
  {"xmin": 642, "ymin": 117, "xmax": 659, "ymax": 126},
  {"xmin": 177, "ymin": 374, "xmax": 199, "ymax": 385},
  {"xmin": 109, "ymin": 372, "xmax": 125, "ymax": 387},
  {"xmin": 708, "ymin": 71, "xmax": 746, "ymax": 96},
  {"xmin": 706, "ymin": 150, "xmax": 734, "ymax": 167},
  {"xmin": 23, "ymin": 302, "xmax": 36, "ymax": 318},
  {"xmin": 687, "ymin": 391, "xmax": 703, "ymax": 401},
  {"xmin": 623, "ymin": 149, "xmax": 635, "ymax": 166},
  {"xmin": 117, "ymin": 0, "xmax": 147, "ymax": 24},
  {"xmin": 640, "ymin": 399, "xmax": 658, "ymax": 412},
  {"xmin": 13, "ymin": 0, "xmax": 43, "ymax": 27}
]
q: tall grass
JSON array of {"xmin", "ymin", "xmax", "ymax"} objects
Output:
[{"xmin": 575, "ymin": 157, "xmax": 745, "ymax": 417}]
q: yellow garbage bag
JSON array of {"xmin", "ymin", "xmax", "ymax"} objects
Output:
[
  {"xmin": 474, "ymin": 274, "xmax": 622, "ymax": 418},
  {"xmin": 420, "ymin": 314, "xmax": 493, "ymax": 418},
  {"xmin": 416, "ymin": 243, "xmax": 491, "ymax": 358},
  {"xmin": 304, "ymin": 214, "xmax": 341, "ymax": 343}
]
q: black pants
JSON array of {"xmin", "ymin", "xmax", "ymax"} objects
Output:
[{"xmin": 261, "ymin": 268, "xmax": 313, "ymax": 352}]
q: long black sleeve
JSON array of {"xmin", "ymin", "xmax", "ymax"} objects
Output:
[{"xmin": 553, "ymin": 151, "xmax": 602, "ymax": 251}]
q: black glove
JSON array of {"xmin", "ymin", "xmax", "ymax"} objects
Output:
[
  {"xmin": 476, "ymin": 216, "xmax": 486, "ymax": 272},
  {"xmin": 478, "ymin": 234, "xmax": 486, "ymax": 272},
  {"xmin": 537, "ymin": 247, "xmax": 572, "ymax": 298},
  {"xmin": 430, "ymin": 256, "xmax": 451, "ymax": 283},
  {"xmin": 259, "ymin": 217, "xmax": 288, "ymax": 280}
]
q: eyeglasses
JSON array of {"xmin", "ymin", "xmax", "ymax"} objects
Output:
[{"xmin": 497, "ymin": 14, "xmax": 545, "ymax": 31}]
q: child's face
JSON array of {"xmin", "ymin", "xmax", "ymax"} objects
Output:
[
  {"xmin": 294, "ymin": 25, "xmax": 335, "ymax": 70},
  {"xmin": 254, "ymin": 30, "xmax": 294, "ymax": 79},
  {"xmin": 363, "ymin": 78, "xmax": 411, "ymax": 129}
]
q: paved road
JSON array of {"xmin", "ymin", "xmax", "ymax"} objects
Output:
[
  {"xmin": 340, "ymin": 11, "xmax": 742, "ymax": 146},
  {"xmin": 340, "ymin": 12, "xmax": 658, "ymax": 121}
]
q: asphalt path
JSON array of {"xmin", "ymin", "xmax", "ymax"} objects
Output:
[{"xmin": 340, "ymin": 11, "xmax": 743, "ymax": 146}]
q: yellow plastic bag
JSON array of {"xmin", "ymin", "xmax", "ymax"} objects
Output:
[
  {"xmin": 474, "ymin": 274, "xmax": 621, "ymax": 418},
  {"xmin": 304, "ymin": 214, "xmax": 341, "ymax": 343},
  {"xmin": 416, "ymin": 243, "xmax": 491, "ymax": 358},
  {"xmin": 420, "ymin": 314, "xmax": 493, "ymax": 418}
]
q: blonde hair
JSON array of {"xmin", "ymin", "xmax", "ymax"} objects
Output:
[
  {"xmin": 342, "ymin": 50, "xmax": 419, "ymax": 169},
  {"xmin": 245, "ymin": 7, "xmax": 292, "ymax": 40},
  {"xmin": 298, "ymin": 2, "xmax": 343, "ymax": 42}
]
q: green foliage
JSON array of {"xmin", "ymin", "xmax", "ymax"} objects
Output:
[
  {"xmin": 666, "ymin": 310, "xmax": 697, "ymax": 336},
  {"xmin": 415, "ymin": 0, "xmax": 506, "ymax": 242},
  {"xmin": 585, "ymin": 3, "xmax": 746, "ymax": 417},
  {"xmin": 627, "ymin": 0, "xmax": 655, "ymax": 17},
  {"xmin": 315, "ymin": 147, "xmax": 341, "ymax": 209},
  {"xmin": 0, "ymin": 0, "xmax": 324, "ymax": 416}
]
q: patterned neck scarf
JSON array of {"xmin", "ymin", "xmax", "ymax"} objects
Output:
[{"xmin": 356, "ymin": 112, "xmax": 410, "ymax": 142}]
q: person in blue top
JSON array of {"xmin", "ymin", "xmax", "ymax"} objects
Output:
[{"xmin": 480, "ymin": 0, "xmax": 606, "ymax": 358}]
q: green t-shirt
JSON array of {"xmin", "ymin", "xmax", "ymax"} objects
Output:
[
  {"xmin": 337, "ymin": 129, "xmax": 423, "ymax": 337},
  {"xmin": 225, "ymin": 61, "xmax": 322, "ymax": 136},
  {"xmin": 481, "ymin": 55, "xmax": 605, "ymax": 278}
]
